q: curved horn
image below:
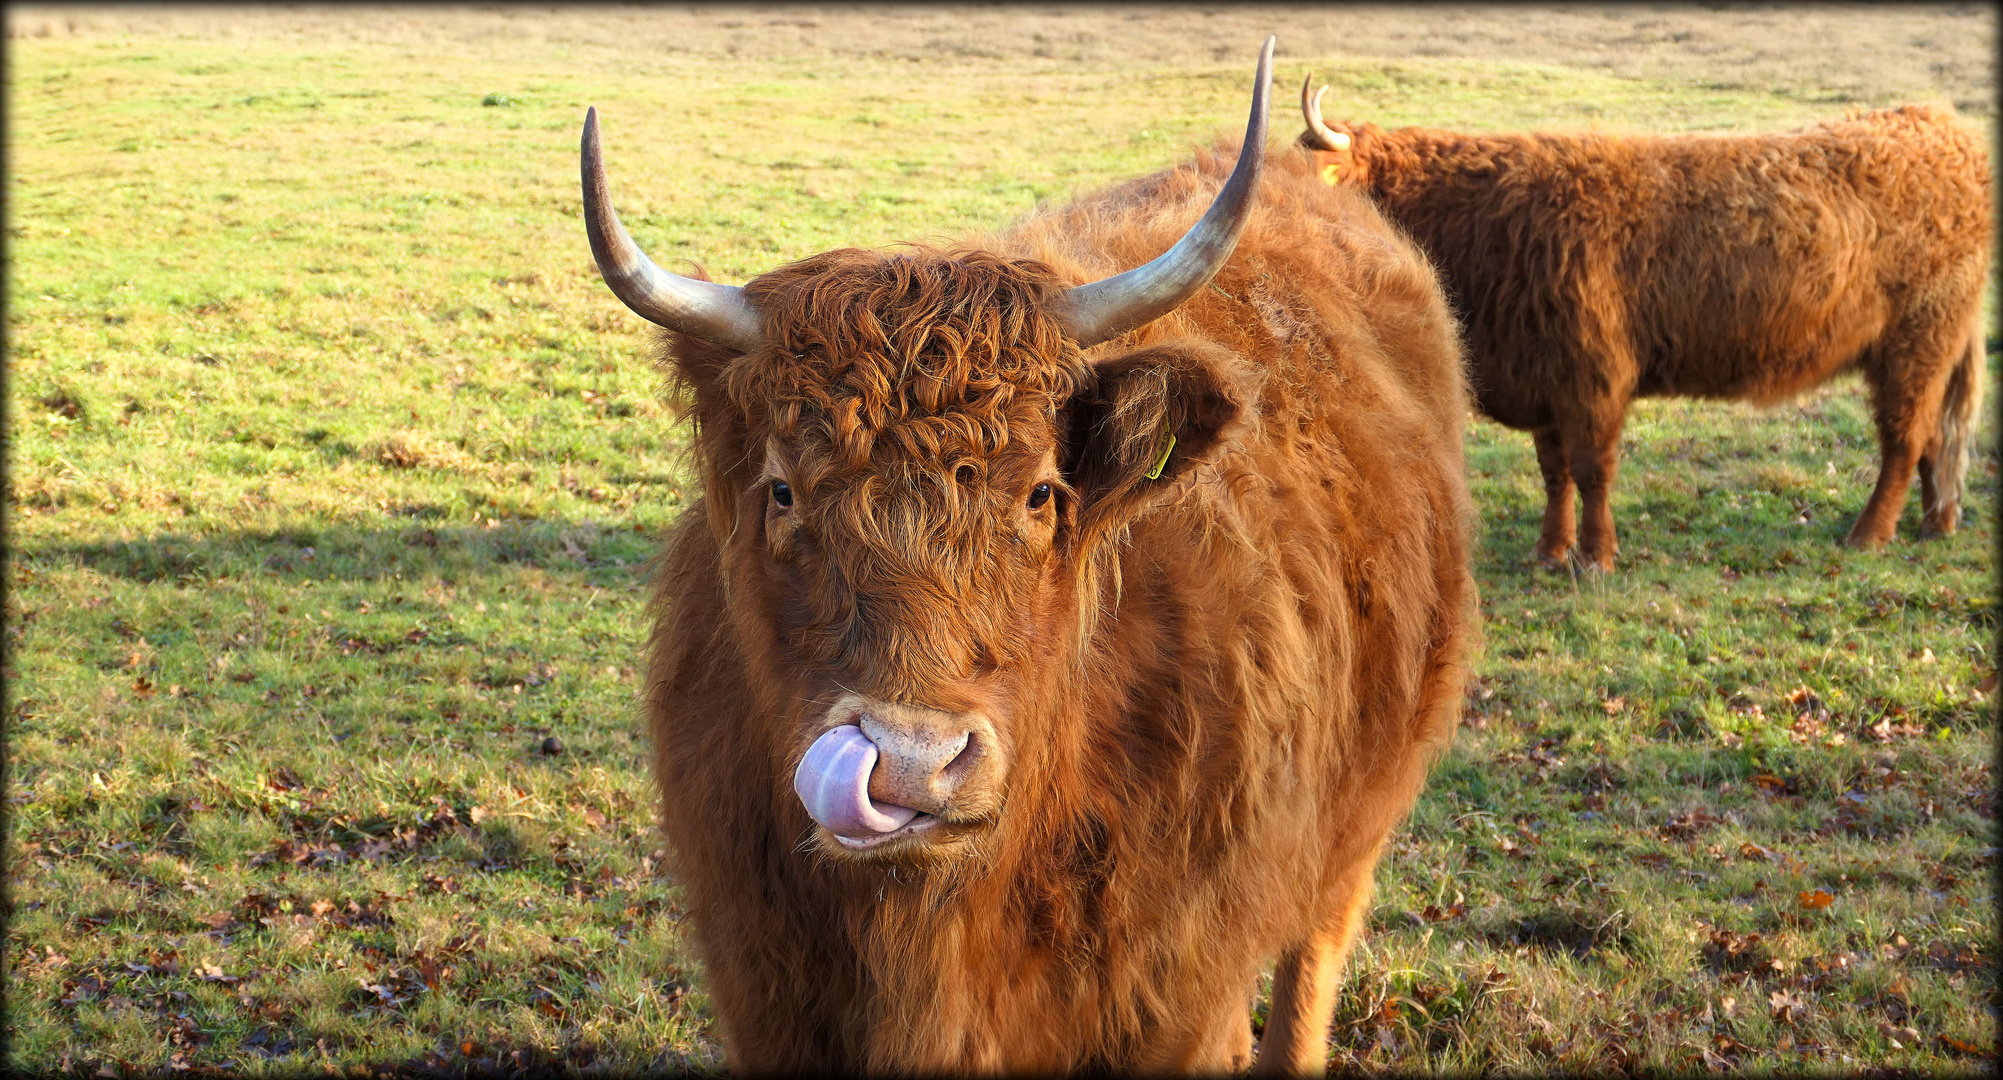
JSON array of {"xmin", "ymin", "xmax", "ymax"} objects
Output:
[
  {"xmin": 1055, "ymin": 36, "xmax": 1276, "ymax": 350},
  {"xmin": 1299, "ymin": 74, "xmax": 1350, "ymax": 151},
  {"xmin": 581, "ymin": 107, "xmax": 764, "ymax": 353}
]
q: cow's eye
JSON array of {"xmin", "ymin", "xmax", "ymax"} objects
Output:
[
  {"xmin": 1027, "ymin": 483, "xmax": 1052, "ymax": 510},
  {"xmin": 771, "ymin": 480, "xmax": 793, "ymax": 508}
]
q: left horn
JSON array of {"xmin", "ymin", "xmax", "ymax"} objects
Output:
[
  {"xmin": 581, "ymin": 107, "xmax": 765, "ymax": 353},
  {"xmin": 1055, "ymin": 36, "xmax": 1275, "ymax": 350}
]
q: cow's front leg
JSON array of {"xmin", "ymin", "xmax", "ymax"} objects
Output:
[
  {"xmin": 1254, "ymin": 858, "xmax": 1377, "ymax": 1077},
  {"xmin": 1531, "ymin": 427, "xmax": 1576, "ymax": 569},
  {"xmin": 1161, "ymin": 985, "xmax": 1257, "ymax": 1074}
]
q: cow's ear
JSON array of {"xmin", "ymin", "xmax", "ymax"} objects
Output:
[
  {"xmin": 657, "ymin": 328, "xmax": 757, "ymax": 543},
  {"xmin": 1309, "ymin": 147, "xmax": 1348, "ymax": 187},
  {"xmin": 1062, "ymin": 341, "xmax": 1258, "ymax": 547}
]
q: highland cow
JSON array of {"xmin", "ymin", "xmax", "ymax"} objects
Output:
[
  {"xmin": 585, "ymin": 41, "xmax": 1475, "ymax": 1073},
  {"xmin": 1301, "ymin": 80, "xmax": 1991, "ymax": 570}
]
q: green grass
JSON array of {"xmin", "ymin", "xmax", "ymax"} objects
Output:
[{"xmin": 7, "ymin": 25, "xmax": 1995, "ymax": 1076}]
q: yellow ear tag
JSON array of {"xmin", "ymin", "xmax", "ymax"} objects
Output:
[
  {"xmin": 1320, "ymin": 161, "xmax": 1342, "ymax": 186},
  {"xmin": 1145, "ymin": 427, "xmax": 1177, "ymax": 480}
]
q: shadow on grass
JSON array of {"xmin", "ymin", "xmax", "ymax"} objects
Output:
[
  {"xmin": 1468, "ymin": 479, "xmax": 1940, "ymax": 587},
  {"xmin": 14, "ymin": 517, "xmax": 666, "ymax": 589}
]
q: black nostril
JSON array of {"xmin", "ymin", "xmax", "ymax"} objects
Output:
[{"xmin": 940, "ymin": 732, "xmax": 977, "ymax": 778}]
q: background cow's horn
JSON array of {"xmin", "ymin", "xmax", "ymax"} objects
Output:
[
  {"xmin": 1055, "ymin": 36, "xmax": 1275, "ymax": 350},
  {"xmin": 1300, "ymin": 75, "xmax": 1350, "ymax": 151},
  {"xmin": 581, "ymin": 107, "xmax": 765, "ymax": 353}
]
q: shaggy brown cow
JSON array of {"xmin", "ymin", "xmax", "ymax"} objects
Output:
[
  {"xmin": 587, "ymin": 41, "xmax": 1476, "ymax": 1074},
  {"xmin": 1301, "ymin": 80, "xmax": 1991, "ymax": 571}
]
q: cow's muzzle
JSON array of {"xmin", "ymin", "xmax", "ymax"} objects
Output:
[{"xmin": 793, "ymin": 695, "xmax": 1002, "ymax": 852}]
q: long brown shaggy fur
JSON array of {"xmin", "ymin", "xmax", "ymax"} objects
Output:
[
  {"xmin": 1304, "ymin": 103, "xmax": 1991, "ymax": 569},
  {"xmin": 644, "ymin": 141, "xmax": 1475, "ymax": 1073}
]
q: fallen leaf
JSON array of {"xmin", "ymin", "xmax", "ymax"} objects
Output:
[
  {"xmin": 1878, "ymin": 1021, "xmax": 1920, "ymax": 1048},
  {"xmin": 196, "ymin": 961, "xmax": 238, "ymax": 984},
  {"xmin": 1796, "ymin": 889, "xmax": 1835, "ymax": 910},
  {"xmin": 1940, "ymin": 1033, "xmax": 1989, "ymax": 1056}
]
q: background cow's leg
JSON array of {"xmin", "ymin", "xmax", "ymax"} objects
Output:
[
  {"xmin": 1845, "ymin": 419, "xmax": 1929, "ymax": 548},
  {"xmin": 1848, "ymin": 318, "xmax": 1968, "ymax": 548},
  {"xmin": 1919, "ymin": 316, "xmax": 1985, "ymax": 538},
  {"xmin": 1254, "ymin": 857, "xmax": 1378, "ymax": 1077},
  {"xmin": 1567, "ymin": 418, "xmax": 1625, "ymax": 572},
  {"xmin": 1531, "ymin": 428, "xmax": 1576, "ymax": 568},
  {"xmin": 1916, "ymin": 440, "xmax": 1942, "ymax": 537},
  {"xmin": 1845, "ymin": 426, "xmax": 1926, "ymax": 548}
]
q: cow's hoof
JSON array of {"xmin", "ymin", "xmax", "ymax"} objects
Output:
[
  {"xmin": 1533, "ymin": 547, "xmax": 1572, "ymax": 572},
  {"xmin": 1574, "ymin": 555, "xmax": 1615, "ymax": 576},
  {"xmin": 1838, "ymin": 531, "xmax": 1891, "ymax": 550},
  {"xmin": 1919, "ymin": 510, "xmax": 1960, "ymax": 538}
]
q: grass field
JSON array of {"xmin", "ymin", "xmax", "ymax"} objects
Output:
[{"xmin": 6, "ymin": 7, "xmax": 1996, "ymax": 1075}]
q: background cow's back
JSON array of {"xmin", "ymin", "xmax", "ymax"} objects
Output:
[
  {"xmin": 1303, "ymin": 100, "xmax": 1991, "ymax": 570},
  {"xmin": 644, "ymin": 142, "xmax": 1475, "ymax": 1072}
]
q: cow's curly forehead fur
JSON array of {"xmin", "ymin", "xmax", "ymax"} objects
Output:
[
  {"xmin": 709, "ymin": 247, "xmax": 1093, "ymax": 688},
  {"xmin": 727, "ymin": 247, "xmax": 1088, "ymax": 479}
]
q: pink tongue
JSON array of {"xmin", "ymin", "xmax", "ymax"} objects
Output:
[{"xmin": 794, "ymin": 725, "xmax": 919, "ymax": 838}]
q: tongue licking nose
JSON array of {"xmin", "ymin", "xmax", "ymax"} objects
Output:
[{"xmin": 794, "ymin": 725, "xmax": 919, "ymax": 838}]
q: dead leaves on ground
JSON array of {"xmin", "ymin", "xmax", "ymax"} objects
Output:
[
  {"xmin": 1491, "ymin": 737, "xmax": 1566, "ymax": 783},
  {"xmin": 1716, "ymin": 684, "xmax": 1948, "ymax": 749},
  {"xmin": 224, "ymin": 890, "xmax": 399, "ymax": 933}
]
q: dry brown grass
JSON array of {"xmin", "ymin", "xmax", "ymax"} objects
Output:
[{"xmin": 9, "ymin": 3, "xmax": 1994, "ymax": 111}]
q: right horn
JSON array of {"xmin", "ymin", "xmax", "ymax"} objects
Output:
[
  {"xmin": 1299, "ymin": 74, "xmax": 1350, "ymax": 152},
  {"xmin": 580, "ymin": 107, "xmax": 765, "ymax": 354},
  {"xmin": 1054, "ymin": 36, "xmax": 1276, "ymax": 350}
]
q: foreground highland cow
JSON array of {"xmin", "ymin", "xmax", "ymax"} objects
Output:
[
  {"xmin": 587, "ymin": 42, "xmax": 1476, "ymax": 1073},
  {"xmin": 1301, "ymin": 81, "xmax": 1992, "ymax": 571}
]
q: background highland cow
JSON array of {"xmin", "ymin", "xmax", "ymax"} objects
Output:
[{"xmin": 1300, "ymin": 88, "xmax": 1992, "ymax": 572}]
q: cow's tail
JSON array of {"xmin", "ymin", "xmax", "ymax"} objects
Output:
[{"xmin": 1924, "ymin": 313, "xmax": 1986, "ymax": 535}]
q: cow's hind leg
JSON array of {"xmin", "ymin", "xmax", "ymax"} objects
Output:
[
  {"xmin": 1847, "ymin": 318, "xmax": 1970, "ymax": 548},
  {"xmin": 1920, "ymin": 316, "xmax": 1985, "ymax": 538},
  {"xmin": 1567, "ymin": 418, "xmax": 1627, "ymax": 573},
  {"xmin": 1254, "ymin": 857, "xmax": 1377, "ymax": 1077},
  {"xmin": 1847, "ymin": 429, "xmax": 1930, "ymax": 548},
  {"xmin": 1531, "ymin": 428, "xmax": 1576, "ymax": 570},
  {"xmin": 1917, "ymin": 441, "xmax": 1943, "ymax": 538}
]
